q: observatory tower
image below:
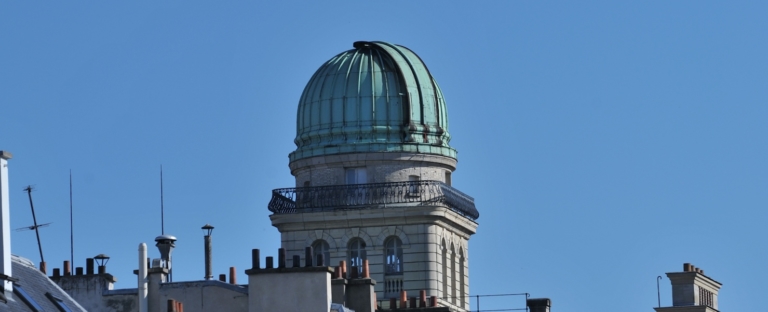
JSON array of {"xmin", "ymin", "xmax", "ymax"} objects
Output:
[{"xmin": 268, "ymin": 41, "xmax": 478, "ymax": 311}]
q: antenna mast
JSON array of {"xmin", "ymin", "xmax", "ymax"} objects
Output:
[
  {"xmin": 160, "ymin": 165, "xmax": 164, "ymax": 235},
  {"xmin": 23, "ymin": 186, "xmax": 45, "ymax": 264},
  {"xmin": 69, "ymin": 171, "xmax": 74, "ymax": 268}
]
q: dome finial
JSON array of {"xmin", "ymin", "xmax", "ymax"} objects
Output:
[{"xmin": 353, "ymin": 41, "xmax": 370, "ymax": 49}]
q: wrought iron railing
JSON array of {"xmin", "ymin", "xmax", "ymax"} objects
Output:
[{"xmin": 268, "ymin": 180, "xmax": 479, "ymax": 220}]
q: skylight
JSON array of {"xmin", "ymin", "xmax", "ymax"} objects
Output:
[
  {"xmin": 46, "ymin": 292, "xmax": 74, "ymax": 312},
  {"xmin": 13, "ymin": 284, "xmax": 43, "ymax": 312}
]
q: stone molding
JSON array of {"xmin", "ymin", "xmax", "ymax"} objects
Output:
[{"xmin": 289, "ymin": 152, "xmax": 458, "ymax": 175}]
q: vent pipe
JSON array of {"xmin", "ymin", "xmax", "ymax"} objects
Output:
[
  {"xmin": 201, "ymin": 224, "xmax": 213, "ymax": 280},
  {"xmin": 0, "ymin": 151, "xmax": 12, "ymax": 293},
  {"xmin": 138, "ymin": 243, "xmax": 148, "ymax": 312}
]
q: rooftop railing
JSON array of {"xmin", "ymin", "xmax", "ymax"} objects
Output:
[{"xmin": 268, "ymin": 180, "xmax": 479, "ymax": 220}]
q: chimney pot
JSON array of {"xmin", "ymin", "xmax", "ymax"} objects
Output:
[
  {"xmin": 339, "ymin": 261, "xmax": 346, "ymax": 278},
  {"xmin": 218, "ymin": 274, "xmax": 226, "ymax": 282},
  {"xmin": 278, "ymin": 248, "xmax": 286, "ymax": 268},
  {"xmin": 400, "ymin": 290, "xmax": 407, "ymax": 309},
  {"xmin": 362, "ymin": 260, "xmax": 369, "ymax": 278},
  {"xmin": 229, "ymin": 266, "xmax": 236, "ymax": 284},
  {"xmin": 430, "ymin": 296, "xmax": 437, "ymax": 307},
  {"xmin": 420, "ymin": 290, "xmax": 427, "ymax": 307},
  {"xmin": 63, "ymin": 261, "xmax": 71, "ymax": 276},
  {"xmin": 266, "ymin": 256, "xmax": 274, "ymax": 269},
  {"xmin": 86, "ymin": 258, "xmax": 94, "ymax": 275},
  {"xmin": 350, "ymin": 266, "xmax": 358, "ymax": 279},
  {"xmin": 700, "ymin": 269, "xmax": 704, "ymax": 275},
  {"xmin": 75, "ymin": 267, "xmax": 83, "ymax": 275},
  {"xmin": 53, "ymin": 268, "xmax": 61, "ymax": 278},
  {"xmin": 251, "ymin": 249, "xmax": 260, "ymax": 269},
  {"xmin": 292, "ymin": 255, "xmax": 301, "ymax": 268},
  {"xmin": 410, "ymin": 297, "xmax": 417, "ymax": 308},
  {"xmin": 39, "ymin": 262, "xmax": 47, "ymax": 274},
  {"xmin": 389, "ymin": 298, "xmax": 396, "ymax": 309},
  {"xmin": 683, "ymin": 263, "xmax": 692, "ymax": 272},
  {"xmin": 316, "ymin": 254, "xmax": 324, "ymax": 267}
]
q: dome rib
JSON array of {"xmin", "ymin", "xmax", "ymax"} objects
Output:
[{"xmin": 290, "ymin": 41, "xmax": 456, "ymax": 163}]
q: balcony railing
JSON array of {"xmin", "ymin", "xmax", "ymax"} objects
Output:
[{"xmin": 268, "ymin": 180, "xmax": 479, "ymax": 220}]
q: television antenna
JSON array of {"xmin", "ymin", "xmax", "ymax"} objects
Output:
[
  {"xmin": 16, "ymin": 222, "xmax": 52, "ymax": 232},
  {"xmin": 22, "ymin": 185, "xmax": 47, "ymax": 264}
]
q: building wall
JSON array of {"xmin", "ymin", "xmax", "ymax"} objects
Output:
[
  {"xmin": 289, "ymin": 153, "xmax": 457, "ymax": 187},
  {"xmin": 159, "ymin": 281, "xmax": 248, "ymax": 312},
  {"xmin": 55, "ymin": 275, "xmax": 247, "ymax": 312},
  {"xmin": 248, "ymin": 268, "xmax": 332, "ymax": 312},
  {"xmin": 271, "ymin": 206, "xmax": 476, "ymax": 311}
]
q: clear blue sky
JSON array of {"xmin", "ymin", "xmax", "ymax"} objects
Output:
[{"xmin": 2, "ymin": 2, "xmax": 766, "ymax": 311}]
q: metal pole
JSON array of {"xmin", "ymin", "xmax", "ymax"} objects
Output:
[
  {"xmin": 476, "ymin": 294, "xmax": 479, "ymax": 312},
  {"xmin": 24, "ymin": 186, "xmax": 44, "ymax": 263},
  {"xmin": 160, "ymin": 166, "xmax": 164, "ymax": 235},
  {"xmin": 204, "ymin": 235, "xmax": 213, "ymax": 280},
  {"xmin": 69, "ymin": 171, "xmax": 74, "ymax": 267},
  {"xmin": 657, "ymin": 276, "xmax": 662, "ymax": 307}
]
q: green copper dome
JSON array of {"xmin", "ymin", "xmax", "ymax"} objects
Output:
[{"xmin": 290, "ymin": 41, "xmax": 456, "ymax": 162}]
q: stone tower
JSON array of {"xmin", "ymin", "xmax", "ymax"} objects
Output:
[{"xmin": 268, "ymin": 41, "xmax": 478, "ymax": 311}]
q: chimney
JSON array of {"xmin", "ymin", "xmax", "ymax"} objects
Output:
[
  {"xmin": 655, "ymin": 263, "xmax": 722, "ymax": 311},
  {"xmin": 86, "ymin": 258, "xmax": 94, "ymax": 275},
  {"xmin": 345, "ymin": 259, "xmax": 376, "ymax": 312},
  {"xmin": 0, "ymin": 151, "xmax": 12, "ymax": 293},
  {"xmin": 63, "ymin": 260, "xmax": 71, "ymax": 276},
  {"xmin": 201, "ymin": 224, "xmax": 213, "ymax": 280},
  {"xmin": 245, "ymin": 247, "xmax": 334, "ymax": 312},
  {"xmin": 148, "ymin": 258, "xmax": 169, "ymax": 312},
  {"xmin": 229, "ymin": 266, "xmax": 236, "ymax": 284},
  {"xmin": 527, "ymin": 298, "xmax": 551, "ymax": 312},
  {"xmin": 154, "ymin": 235, "xmax": 176, "ymax": 281}
]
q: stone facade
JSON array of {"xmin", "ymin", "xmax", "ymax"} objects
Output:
[
  {"xmin": 271, "ymin": 205, "xmax": 477, "ymax": 311},
  {"xmin": 277, "ymin": 150, "xmax": 477, "ymax": 311},
  {"xmin": 289, "ymin": 153, "xmax": 458, "ymax": 187}
]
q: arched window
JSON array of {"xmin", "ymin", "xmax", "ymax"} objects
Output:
[
  {"xmin": 384, "ymin": 237, "xmax": 403, "ymax": 275},
  {"xmin": 441, "ymin": 239, "xmax": 448, "ymax": 300},
  {"xmin": 312, "ymin": 240, "xmax": 330, "ymax": 266},
  {"xmin": 347, "ymin": 238, "xmax": 366, "ymax": 277},
  {"xmin": 459, "ymin": 248, "xmax": 466, "ymax": 308},
  {"xmin": 450, "ymin": 244, "xmax": 456, "ymax": 304}
]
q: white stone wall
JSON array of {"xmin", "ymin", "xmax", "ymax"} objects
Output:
[
  {"xmin": 272, "ymin": 207, "xmax": 474, "ymax": 311},
  {"xmin": 276, "ymin": 152, "xmax": 475, "ymax": 311},
  {"xmin": 289, "ymin": 153, "xmax": 457, "ymax": 187},
  {"xmin": 248, "ymin": 269, "xmax": 332, "ymax": 312}
]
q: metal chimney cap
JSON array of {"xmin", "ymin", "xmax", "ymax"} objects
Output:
[
  {"xmin": 201, "ymin": 224, "xmax": 214, "ymax": 230},
  {"xmin": 155, "ymin": 235, "xmax": 177, "ymax": 242},
  {"xmin": 0, "ymin": 150, "xmax": 12, "ymax": 160},
  {"xmin": 94, "ymin": 254, "xmax": 110, "ymax": 260}
]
